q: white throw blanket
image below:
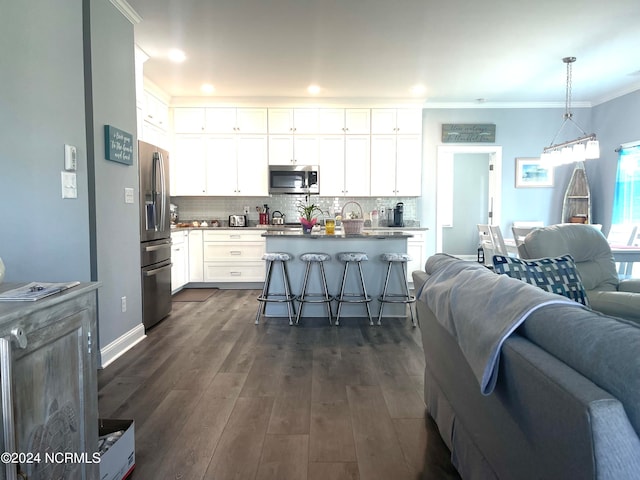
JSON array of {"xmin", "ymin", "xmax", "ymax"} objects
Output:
[{"xmin": 418, "ymin": 254, "xmax": 586, "ymax": 395}]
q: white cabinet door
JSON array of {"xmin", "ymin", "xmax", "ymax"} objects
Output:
[
  {"xmin": 343, "ymin": 135, "xmax": 370, "ymax": 197},
  {"xmin": 318, "ymin": 135, "xmax": 346, "ymax": 196},
  {"xmin": 371, "ymin": 109, "xmax": 397, "ymax": 134},
  {"xmin": 406, "ymin": 231, "xmax": 425, "ymax": 283},
  {"xmin": 171, "ymin": 243, "xmax": 186, "ymax": 292},
  {"xmin": 395, "ymin": 135, "xmax": 422, "ymax": 196},
  {"xmin": 371, "ymin": 134, "xmax": 422, "ymax": 197},
  {"xmin": 371, "ymin": 108, "xmax": 422, "ymax": 134},
  {"xmin": 396, "ymin": 109, "xmax": 422, "ymax": 134},
  {"xmin": 188, "ymin": 230, "xmax": 204, "ymax": 282},
  {"xmin": 293, "ymin": 108, "xmax": 319, "ymax": 134},
  {"xmin": 236, "ymin": 108, "xmax": 268, "ymax": 133},
  {"xmin": 237, "ymin": 135, "xmax": 268, "ymax": 196},
  {"xmin": 204, "ymin": 108, "xmax": 268, "ymax": 134},
  {"xmin": 318, "ymin": 109, "xmax": 345, "ymax": 134},
  {"xmin": 173, "ymin": 108, "xmax": 206, "ymax": 133},
  {"xmin": 206, "ymin": 135, "xmax": 237, "ymax": 195},
  {"xmin": 204, "ymin": 108, "xmax": 236, "ymax": 133},
  {"xmin": 345, "ymin": 109, "xmax": 371, "ymax": 134},
  {"xmin": 173, "ymin": 135, "xmax": 207, "ymax": 195},
  {"xmin": 268, "ymin": 135, "xmax": 294, "ymax": 165},
  {"xmin": 370, "ymin": 135, "xmax": 397, "ymax": 196},
  {"xmin": 268, "ymin": 108, "xmax": 294, "ymax": 133},
  {"xmin": 143, "ymin": 91, "xmax": 169, "ymax": 130},
  {"xmin": 294, "ymin": 136, "xmax": 319, "ymax": 165}
]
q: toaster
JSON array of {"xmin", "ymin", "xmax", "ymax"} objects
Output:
[{"xmin": 229, "ymin": 215, "xmax": 247, "ymax": 227}]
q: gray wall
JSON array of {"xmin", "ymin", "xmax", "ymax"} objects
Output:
[
  {"xmin": 0, "ymin": 0, "xmax": 140, "ymax": 365},
  {"xmin": 0, "ymin": 0, "xmax": 91, "ymax": 281},
  {"xmin": 590, "ymin": 90, "xmax": 640, "ymax": 234},
  {"xmin": 87, "ymin": 0, "xmax": 142, "ymax": 353},
  {"xmin": 420, "ymin": 106, "xmax": 594, "ymax": 254}
]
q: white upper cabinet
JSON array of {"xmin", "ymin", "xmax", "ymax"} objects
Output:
[
  {"xmin": 370, "ymin": 134, "xmax": 422, "ymax": 197},
  {"xmin": 173, "ymin": 107, "xmax": 267, "ymax": 134},
  {"xmin": 205, "ymin": 108, "xmax": 267, "ymax": 134},
  {"xmin": 173, "ymin": 108, "xmax": 206, "ymax": 133},
  {"xmin": 318, "ymin": 135, "xmax": 370, "ymax": 196},
  {"xmin": 268, "ymin": 135, "xmax": 319, "ymax": 165},
  {"xmin": 371, "ymin": 108, "xmax": 422, "ymax": 134},
  {"xmin": 318, "ymin": 108, "xmax": 370, "ymax": 134},
  {"xmin": 268, "ymin": 108, "xmax": 318, "ymax": 134}
]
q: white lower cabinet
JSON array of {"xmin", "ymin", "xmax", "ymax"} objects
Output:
[
  {"xmin": 188, "ymin": 230, "xmax": 204, "ymax": 282},
  {"xmin": 203, "ymin": 230, "xmax": 266, "ymax": 282},
  {"xmin": 171, "ymin": 230, "xmax": 189, "ymax": 293},
  {"xmin": 405, "ymin": 230, "xmax": 426, "ymax": 283}
]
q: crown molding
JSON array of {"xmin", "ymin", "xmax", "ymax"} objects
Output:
[{"xmin": 109, "ymin": 0, "xmax": 142, "ymax": 25}]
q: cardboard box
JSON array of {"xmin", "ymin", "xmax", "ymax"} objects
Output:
[{"xmin": 99, "ymin": 419, "xmax": 135, "ymax": 480}]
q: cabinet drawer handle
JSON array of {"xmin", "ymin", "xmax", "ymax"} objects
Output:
[
  {"xmin": 230, "ymin": 251, "xmax": 242, "ymax": 255},
  {"xmin": 230, "ymin": 235, "xmax": 241, "ymax": 239},
  {"xmin": 230, "ymin": 272, "xmax": 242, "ymax": 276}
]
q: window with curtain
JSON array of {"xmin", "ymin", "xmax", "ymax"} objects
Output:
[{"xmin": 612, "ymin": 145, "xmax": 640, "ymax": 224}]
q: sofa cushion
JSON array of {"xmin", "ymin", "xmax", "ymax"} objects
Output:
[{"xmin": 493, "ymin": 254, "xmax": 590, "ymax": 306}]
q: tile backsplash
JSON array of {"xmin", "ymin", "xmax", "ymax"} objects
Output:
[{"xmin": 171, "ymin": 195, "xmax": 419, "ymax": 226}]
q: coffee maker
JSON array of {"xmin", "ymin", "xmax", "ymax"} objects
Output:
[{"xmin": 392, "ymin": 202, "xmax": 404, "ymax": 227}]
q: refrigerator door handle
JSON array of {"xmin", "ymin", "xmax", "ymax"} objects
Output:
[
  {"xmin": 158, "ymin": 152, "xmax": 167, "ymax": 232},
  {"xmin": 144, "ymin": 263, "xmax": 173, "ymax": 277}
]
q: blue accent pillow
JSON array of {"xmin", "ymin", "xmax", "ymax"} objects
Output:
[{"xmin": 492, "ymin": 254, "xmax": 590, "ymax": 306}]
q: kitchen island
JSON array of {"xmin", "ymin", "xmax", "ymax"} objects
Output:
[{"xmin": 262, "ymin": 230, "xmax": 413, "ymax": 320}]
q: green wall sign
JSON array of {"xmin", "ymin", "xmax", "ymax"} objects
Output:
[
  {"xmin": 442, "ymin": 124, "xmax": 496, "ymax": 143},
  {"xmin": 104, "ymin": 125, "xmax": 134, "ymax": 165}
]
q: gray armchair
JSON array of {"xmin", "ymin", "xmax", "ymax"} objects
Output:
[{"xmin": 518, "ymin": 223, "xmax": 640, "ymax": 324}]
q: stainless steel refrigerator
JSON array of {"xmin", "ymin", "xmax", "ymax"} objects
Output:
[{"xmin": 139, "ymin": 140, "xmax": 172, "ymax": 329}]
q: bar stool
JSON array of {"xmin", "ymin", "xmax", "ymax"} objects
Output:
[
  {"xmin": 378, "ymin": 253, "xmax": 416, "ymax": 327},
  {"xmin": 296, "ymin": 253, "xmax": 333, "ymax": 325},
  {"xmin": 256, "ymin": 252, "xmax": 296, "ymax": 326},
  {"xmin": 335, "ymin": 252, "xmax": 373, "ymax": 326}
]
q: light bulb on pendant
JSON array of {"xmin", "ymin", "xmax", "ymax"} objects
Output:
[
  {"xmin": 572, "ymin": 143, "xmax": 586, "ymax": 162},
  {"xmin": 585, "ymin": 140, "xmax": 600, "ymax": 159}
]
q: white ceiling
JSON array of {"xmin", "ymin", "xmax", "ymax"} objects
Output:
[{"xmin": 126, "ymin": 0, "xmax": 640, "ymax": 105}]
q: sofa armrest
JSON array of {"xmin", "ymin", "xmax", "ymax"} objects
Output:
[
  {"xmin": 587, "ymin": 290, "xmax": 640, "ymax": 324},
  {"xmin": 618, "ymin": 278, "xmax": 640, "ymax": 293},
  {"xmin": 412, "ymin": 270, "xmax": 428, "ymax": 292}
]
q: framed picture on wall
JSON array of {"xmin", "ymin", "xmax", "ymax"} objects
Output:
[{"xmin": 515, "ymin": 157, "xmax": 554, "ymax": 188}]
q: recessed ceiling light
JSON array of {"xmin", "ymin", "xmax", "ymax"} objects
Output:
[
  {"xmin": 307, "ymin": 85, "xmax": 321, "ymax": 95},
  {"xmin": 201, "ymin": 84, "xmax": 215, "ymax": 94},
  {"xmin": 168, "ymin": 48, "xmax": 186, "ymax": 63},
  {"xmin": 410, "ymin": 84, "xmax": 426, "ymax": 96}
]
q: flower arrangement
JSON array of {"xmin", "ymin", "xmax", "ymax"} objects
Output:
[{"xmin": 296, "ymin": 197, "xmax": 325, "ymax": 233}]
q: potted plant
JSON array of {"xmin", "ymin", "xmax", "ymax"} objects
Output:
[{"xmin": 297, "ymin": 197, "xmax": 325, "ymax": 234}]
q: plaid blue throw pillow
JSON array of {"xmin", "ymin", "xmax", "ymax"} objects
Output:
[{"xmin": 492, "ymin": 254, "xmax": 590, "ymax": 306}]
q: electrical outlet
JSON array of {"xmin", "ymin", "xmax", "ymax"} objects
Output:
[
  {"xmin": 243, "ymin": 205, "xmax": 250, "ymax": 214},
  {"xmin": 121, "ymin": 296, "xmax": 127, "ymax": 313}
]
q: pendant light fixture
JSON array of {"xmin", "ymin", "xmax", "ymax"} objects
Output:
[{"xmin": 541, "ymin": 57, "xmax": 599, "ymax": 166}]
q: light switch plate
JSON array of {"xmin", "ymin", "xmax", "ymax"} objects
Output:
[
  {"xmin": 124, "ymin": 187, "xmax": 135, "ymax": 204},
  {"xmin": 64, "ymin": 144, "xmax": 77, "ymax": 171},
  {"xmin": 61, "ymin": 171, "xmax": 77, "ymax": 199}
]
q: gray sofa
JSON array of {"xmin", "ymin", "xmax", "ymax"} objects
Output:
[{"xmin": 413, "ymin": 254, "xmax": 640, "ymax": 480}]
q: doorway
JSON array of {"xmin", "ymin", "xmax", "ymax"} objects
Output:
[{"xmin": 436, "ymin": 146, "xmax": 502, "ymax": 255}]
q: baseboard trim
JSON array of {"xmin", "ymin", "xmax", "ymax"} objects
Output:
[{"xmin": 99, "ymin": 323, "xmax": 146, "ymax": 369}]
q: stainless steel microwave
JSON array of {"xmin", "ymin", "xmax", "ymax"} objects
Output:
[{"xmin": 268, "ymin": 165, "xmax": 319, "ymax": 194}]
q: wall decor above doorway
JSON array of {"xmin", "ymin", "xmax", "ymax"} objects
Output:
[{"xmin": 441, "ymin": 124, "xmax": 496, "ymax": 143}]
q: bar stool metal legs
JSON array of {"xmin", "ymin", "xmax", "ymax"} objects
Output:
[
  {"xmin": 256, "ymin": 252, "xmax": 296, "ymax": 325},
  {"xmin": 296, "ymin": 253, "xmax": 333, "ymax": 325},
  {"xmin": 378, "ymin": 253, "xmax": 417, "ymax": 326},
  {"xmin": 335, "ymin": 252, "xmax": 373, "ymax": 326}
]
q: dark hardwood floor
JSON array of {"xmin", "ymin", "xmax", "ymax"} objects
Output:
[{"xmin": 98, "ymin": 289, "xmax": 460, "ymax": 480}]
